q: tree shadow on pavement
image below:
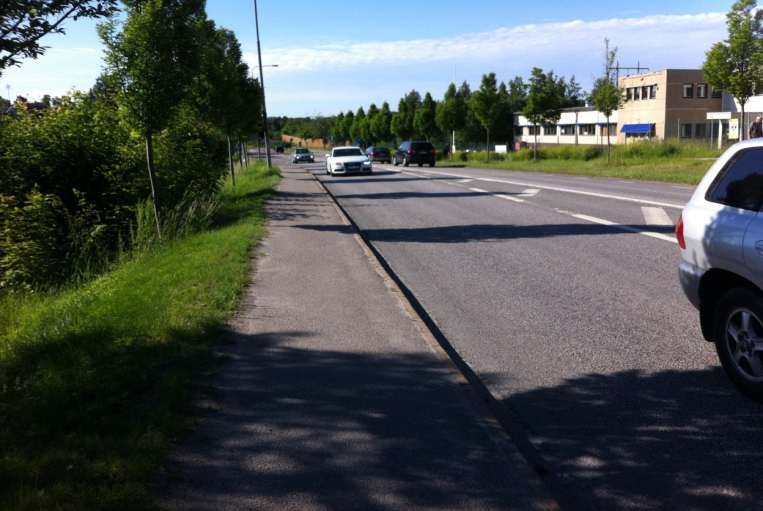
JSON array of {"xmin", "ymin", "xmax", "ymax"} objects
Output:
[
  {"xmin": 296, "ymin": 222, "xmax": 675, "ymax": 244},
  {"xmin": 159, "ymin": 331, "xmax": 541, "ymax": 511},
  {"xmin": 493, "ymin": 367, "xmax": 763, "ymax": 511}
]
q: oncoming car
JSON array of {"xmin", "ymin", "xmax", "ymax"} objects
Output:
[
  {"xmin": 325, "ymin": 146, "xmax": 372, "ymax": 176},
  {"xmin": 678, "ymin": 139, "xmax": 763, "ymax": 400},
  {"xmin": 293, "ymin": 148, "xmax": 314, "ymax": 164}
]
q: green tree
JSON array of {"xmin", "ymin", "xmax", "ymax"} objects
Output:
[
  {"xmin": 100, "ymin": 0, "xmax": 205, "ymax": 238},
  {"xmin": 1, "ymin": 0, "xmax": 117, "ymax": 73},
  {"xmin": 364, "ymin": 103, "xmax": 378, "ymax": 143},
  {"xmin": 333, "ymin": 112, "xmax": 346, "ymax": 145},
  {"xmin": 562, "ymin": 76, "xmax": 586, "ymax": 108},
  {"xmin": 493, "ymin": 81, "xmax": 514, "ymax": 147},
  {"xmin": 391, "ymin": 99, "xmax": 412, "ymax": 141},
  {"xmin": 507, "ymin": 76, "xmax": 528, "ymax": 112},
  {"xmin": 523, "ymin": 67, "xmax": 565, "ymax": 160},
  {"xmin": 590, "ymin": 39, "xmax": 622, "ymax": 162},
  {"xmin": 351, "ymin": 107, "xmax": 366, "ymax": 144},
  {"xmin": 371, "ymin": 101, "xmax": 392, "ymax": 143},
  {"xmin": 436, "ymin": 83, "xmax": 466, "ymax": 154},
  {"xmin": 470, "ymin": 73, "xmax": 503, "ymax": 160},
  {"xmin": 342, "ymin": 110, "xmax": 354, "ymax": 144},
  {"xmin": 414, "ymin": 92, "xmax": 438, "ymax": 140},
  {"xmin": 704, "ymin": 0, "xmax": 763, "ymax": 140}
]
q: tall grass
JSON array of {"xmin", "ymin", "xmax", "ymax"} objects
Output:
[
  {"xmin": 453, "ymin": 140, "xmax": 722, "ymax": 184},
  {"xmin": 0, "ymin": 162, "xmax": 280, "ymax": 510}
]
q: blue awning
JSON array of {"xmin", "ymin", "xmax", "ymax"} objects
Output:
[{"xmin": 620, "ymin": 123, "xmax": 653, "ymax": 134}]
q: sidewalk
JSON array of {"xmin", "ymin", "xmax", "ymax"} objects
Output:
[{"xmin": 159, "ymin": 160, "xmax": 551, "ymax": 510}]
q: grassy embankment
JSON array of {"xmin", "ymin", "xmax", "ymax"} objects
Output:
[
  {"xmin": 451, "ymin": 140, "xmax": 722, "ymax": 185},
  {"xmin": 0, "ymin": 162, "xmax": 280, "ymax": 510}
]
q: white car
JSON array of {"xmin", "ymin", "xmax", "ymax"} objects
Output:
[{"xmin": 326, "ymin": 146, "xmax": 372, "ymax": 176}]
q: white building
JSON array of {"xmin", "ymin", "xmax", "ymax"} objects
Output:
[{"xmin": 515, "ymin": 107, "xmax": 619, "ymax": 147}]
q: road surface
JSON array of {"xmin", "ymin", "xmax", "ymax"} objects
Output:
[{"xmin": 289, "ymin": 154, "xmax": 762, "ymax": 511}]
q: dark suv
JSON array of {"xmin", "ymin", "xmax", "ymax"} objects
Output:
[
  {"xmin": 366, "ymin": 146, "xmax": 391, "ymax": 163},
  {"xmin": 393, "ymin": 141, "xmax": 436, "ymax": 167}
]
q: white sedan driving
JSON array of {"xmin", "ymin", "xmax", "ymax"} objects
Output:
[{"xmin": 325, "ymin": 146, "xmax": 372, "ymax": 176}]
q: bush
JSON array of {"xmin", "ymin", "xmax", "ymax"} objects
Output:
[{"xmin": 0, "ymin": 95, "xmax": 230, "ymax": 292}]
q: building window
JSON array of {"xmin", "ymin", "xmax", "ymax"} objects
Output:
[
  {"xmin": 712, "ymin": 87, "xmax": 723, "ymax": 99},
  {"xmin": 642, "ymin": 86, "xmax": 650, "ymax": 100},
  {"xmin": 528, "ymin": 126, "xmax": 540, "ymax": 136},
  {"xmin": 697, "ymin": 83, "xmax": 708, "ymax": 99},
  {"xmin": 579, "ymin": 124, "xmax": 596, "ymax": 136},
  {"xmin": 560, "ymin": 125, "xmax": 575, "ymax": 135},
  {"xmin": 602, "ymin": 123, "xmax": 617, "ymax": 137},
  {"xmin": 695, "ymin": 123, "xmax": 707, "ymax": 138},
  {"xmin": 626, "ymin": 88, "xmax": 634, "ymax": 101},
  {"xmin": 681, "ymin": 123, "xmax": 693, "ymax": 138},
  {"xmin": 649, "ymin": 85, "xmax": 657, "ymax": 99},
  {"xmin": 634, "ymin": 87, "xmax": 641, "ymax": 100},
  {"xmin": 543, "ymin": 124, "xmax": 557, "ymax": 135},
  {"xmin": 683, "ymin": 83, "xmax": 694, "ymax": 99}
]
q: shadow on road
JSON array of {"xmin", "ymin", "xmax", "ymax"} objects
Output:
[
  {"xmin": 495, "ymin": 367, "xmax": 762, "ymax": 510},
  {"xmin": 296, "ymin": 222, "xmax": 675, "ymax": 243},
  {"xmin": 161, "ymin": 331, "xmax": 538, "ymax": 510}
]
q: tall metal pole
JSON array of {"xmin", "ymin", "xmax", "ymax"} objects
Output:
[{"xmin": 253, "ymin": 0, "xmax": 272, "ymax": 169}]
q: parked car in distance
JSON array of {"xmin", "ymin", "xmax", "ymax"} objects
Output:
[
  {"xmin": 393, "ymin": 141, "xmax": 436, "ymax": 167},
  {"xmin": 366, "ymin": 146, "xmax": 391, "ymax": 164},
  {"xmin": 678, "ymin": 139, "xmax": 763, "ymax": 400},
  {"xmin": 293, "ymin": 148, "xmax": 314, "ymax": 164},
  {"xmin": 326, "ymin": 146, "xmax": 372, "ymax": 176}
]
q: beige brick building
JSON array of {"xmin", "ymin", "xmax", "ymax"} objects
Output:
[{"xmin": 618, "ymin": 69, "xmax": 722, "ymax": 143}]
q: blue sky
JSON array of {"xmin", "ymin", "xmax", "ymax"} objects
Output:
[{"xmin": 1, "ymin": 0, "xmax": 732, "ymax": 116}]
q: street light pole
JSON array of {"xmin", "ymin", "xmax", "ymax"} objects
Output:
[{"xmin": 253, "ymin": 0, "xmax": 272, "ymax": 169}]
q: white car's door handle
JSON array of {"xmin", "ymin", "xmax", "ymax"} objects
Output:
[{"xmin": 755, "ymin": 241, "xmax": 763, "ymax": 255}]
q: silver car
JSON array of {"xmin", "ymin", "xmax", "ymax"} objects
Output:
[{"xmin": 679, "ymin": 139, "xmax": 763, "ymax": 400}]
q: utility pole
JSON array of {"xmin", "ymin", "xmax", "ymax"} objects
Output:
[{"xmin": 253, "ymin": 0, "xmax": 272, "ymax": 169}]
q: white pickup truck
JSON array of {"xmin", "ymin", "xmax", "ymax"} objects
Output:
[{"xmin": 325, "ymin": 146, "xmax": 372, "ymax": 176}]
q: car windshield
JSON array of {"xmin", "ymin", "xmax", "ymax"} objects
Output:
[
  {"xmin": 295, "ymin": 149, "xmax": 309, "ymax": 154},
  {"xmin": 333, "ymin": 148, "xmax": 364, "ymax": 157},
  {"xmin": 411, "ymin": 142, "xmax": 433, "ymax": 151}
]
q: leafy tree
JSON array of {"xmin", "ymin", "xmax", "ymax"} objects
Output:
[
  {"xmin": 436, "ymin": 82, "xmax": 466, "ymax": 153},
  {"xmin": 507, "ymin": 76, "xmax": 528, "ymax": 112},
  {"xmin": 333, "ymin": 112, "xmax": 346, "ymax": 145},
  {"xmin": 470, "ymin": 73, "xmax": 503, "ymax": 160},
  {"xmin": 391, "ymin": 99, "xmax": 411, "ymax": 141},
  {"xmin": 341, "ymin": 110, "xmax": 354, "ymax": 144},
  {"xmin": 0, "ymin": 0, "xmax": 117, "ymax": 73},
  {"xmin": 363, "ymin": 103, "xmax": 378, "ymax": 143},
  {"xmin": 523, "ymin": 67, "xmax": 565, "ymax": 160},
  {"xmin": 414, "ymin": 92, "xmax": 438, "ymax": 140},
  {"xmin": 493, "ymin": 81, "xmax": 514, "ymax": 146},
  {"xmin": 562, "ymin": 76, "xmax": 586, "ymax": 108},
  {"xmin": 371, "ymin": 101, "xmax": 392, "ymax": 143},
  {"xmin": 591, "ymin": 39, "xmax": 622, "ymax": 161},
  {"xmin": 100, "ymin": 0, "xmax": 205, "ymax": 238},
  {"xmin": 350, "ymin": 107, "xmax": 366, "ymax": 145},
  {"xmin": 704, "ymin": 0, "xmax": 763, "ymax": 140}
]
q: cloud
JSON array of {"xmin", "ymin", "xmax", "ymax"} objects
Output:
[{"xmin": 246, "ymin": 12, "xmax": 726, "ymax": 74}]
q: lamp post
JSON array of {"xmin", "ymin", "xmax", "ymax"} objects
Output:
[{"xmin": 253, "ymin": 0, "xmax": 272, "ymax": 169}]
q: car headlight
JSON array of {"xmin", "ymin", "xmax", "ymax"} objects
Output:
[
  {"xmin": 363, "ymin": 160, "xmax": 372, "ymax": 166},
  {"xmin": 335, "ymin": 162, "xmax": 344, "ymax": 168}
]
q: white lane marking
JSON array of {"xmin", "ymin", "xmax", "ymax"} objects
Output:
[
  {"xmin": 641, "ymin": 207, "xmax": 674, "ymax": 227},
  {"xmin": 408, "ymin": 168, "xmax": 686, "ymax": 209},
  {"xmin": 519, "ymin": 188, "xmax": 540, "ymax": 198},
  {"xmin": 565, "ymin": 212, "xmax": 678, "ymax": 244},
  {"xmin": 469, "ymin": 187, "xmax": 489, "ymax": 193},
  {"xmin": 496, "ymin": 194, "xmax": 525, "ymax": 203},
  {"xmin": 457, "ymin": 179, "xmax": 474, "ymax": 183}
]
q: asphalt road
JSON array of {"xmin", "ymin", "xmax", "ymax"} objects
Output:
[{"xmin": 292, "ymin": 154, "xmax": 763, "ymax": 511}]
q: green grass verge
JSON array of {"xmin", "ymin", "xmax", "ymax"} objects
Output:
[
  {"xmin": 450, "ymin": 141, "xmax": 721, "ymax": 185},
  {"xmin": 462, "ymin": 157, "xmax": 713, "ymax": 184},
  {"xmin": 0, "ymin": 162, "xmax": 280, "ymax": 510}
]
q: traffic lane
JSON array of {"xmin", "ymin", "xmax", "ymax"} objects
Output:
[
  {"xmin": 314, "ymin": 169, "xmax": 763, "ymax": 511},
  {"xmin": 382, "ymin": 167, "xmax": 680, "ymax": 239},
  {"xmin": 374, "ymin": 162, "xmax": 696, "ymax": 207}
]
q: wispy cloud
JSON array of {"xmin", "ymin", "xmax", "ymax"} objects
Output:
[{"xmin": 247, "ymin": 12, "xmax": 725, "ymax": 73}]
